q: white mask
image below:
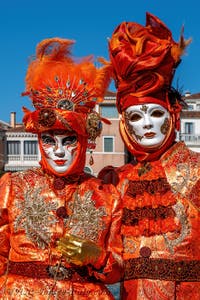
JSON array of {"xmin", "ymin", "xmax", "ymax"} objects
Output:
[
  {"xmin": 40, "ymin": 131, "xmax": 78, "ymax": 174},
  {"xmin": 124, "ymin": 103, "xmax": 170, "ymax": 148}
]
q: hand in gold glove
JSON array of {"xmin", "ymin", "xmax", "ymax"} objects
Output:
[{"xmin": 56, "ymin": 233, "xmax": 102, "ymax": 266}]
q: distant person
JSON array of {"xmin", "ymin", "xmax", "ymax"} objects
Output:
[
  {"xmin": 0, "ymin": 37, "xmax": 123, "ymax": 299},
  {"xmin": 99, "ymin": 12, "xmax": 200, "ymax": 299}
]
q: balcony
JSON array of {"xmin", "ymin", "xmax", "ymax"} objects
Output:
[
  {"xmin": 4, "ymin": 154, "xmax": 40, "ymax": 171},
  {"xmin": 179, "ymin": 134, "xmax": 200, "ymax": 145}
]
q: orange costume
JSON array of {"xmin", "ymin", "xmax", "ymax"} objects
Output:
[
  {"xmin": 0, "ymin": 38, "xmax": 122, "ymax": 299},
  {"xmin": 99, "ymin": 13, "xmax": 200, "ymax": 299}
]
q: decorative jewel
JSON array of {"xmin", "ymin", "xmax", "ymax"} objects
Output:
[
  {"xmin": 53, "ymin": 177, "xmax": 66, "ymax": 190},
  {"xmin": 79, "ymin": 79, "xmax": 85, "ymax": 85},
  {"xmin": 56, "ymin": 206, "xmax": 68, "ymax": 219},
  {"xmin": 139, "ymin": 246, "xmax": 152, "ymax": 258},
  {"xmin": 38, "ymin": 108, "xmax": 56, "ymax": 127},
  {"xmin": 57, "ymin": 99, "xmax": 74, "ymax": 110},
  {"xmin": 58, "ymin": 88, "xmax": 63, "ymax": 95},
  {"xmin": 66, "ymin": 80, "xmax": 70, "ymax": 88}
]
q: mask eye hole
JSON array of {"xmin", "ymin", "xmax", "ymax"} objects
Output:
[
  {"xmin": 128, "ymin": 113, "xmax": 142, "ymax": 122},
  {"xmin": 62, "ymin": 136, "xmax": 77, "ymax": 146},
  {"xmin": 41, "ymin": 135, "xmax": 55, "ymax": 145},
  {"xmin": 151, "ymin": 110, "xmax": 165, "ymax": 118}
]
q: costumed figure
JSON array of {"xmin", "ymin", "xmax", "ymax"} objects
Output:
[
  {"xmin": 99, "ymin": 13, "xmax": 200, "ymax": 299},
  {"xmin": 0, "ymin": 38, "xmax": 123, "ymax": 299}
]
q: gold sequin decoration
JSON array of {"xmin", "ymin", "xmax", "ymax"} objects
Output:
[
  {"xmin": 14, "ymin": 187, "xmax": 58, "ymax": 249},
  {"xmin": 68, "ymin": 190, "xmax": 107, "ymax": 242}
]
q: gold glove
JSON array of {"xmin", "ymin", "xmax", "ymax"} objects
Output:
[{"xmin": 56, "ymin": 233, "xmax": 102, "ymax": 266}]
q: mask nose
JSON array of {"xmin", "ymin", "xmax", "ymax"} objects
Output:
[
  {"xmin": 54, "ymin": 143, "xmax": 65, "ymax": 158},
  {"xmin": 143, "ymin": 124, "xmax": 153, "ymax": 130},
  {"xmin": 143, "ymin": 115, "xmax": 153, "ymax": 130}
]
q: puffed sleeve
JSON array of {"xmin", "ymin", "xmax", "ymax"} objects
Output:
[
  {"xmin": 0, "ymin": 173, "xmax": 11, "ymax": 275},
  {"xmin": 89, "ymin": 183, "xmax": 124, "ymax": 284}
]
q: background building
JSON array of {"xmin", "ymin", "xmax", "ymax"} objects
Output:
[
  {"xmin": 0, "ymin": 119, "xmax": 11, "ymax": 174},
  {"xmin": 1, "ymin": 92, "xmax": 125, "ymax": 176},
  {"xmin": 4, "ymin": 126, "xmax": 39, "ymax": 172},
  {"xmin": 1, "ymin": 92, "xmax": 200, "ymax": 176},
  {"xmin": 85, "ymin": 91, "xmax": 125, "ymax": 176},
  {"xmin": 179, "ymin": 92, "xmax": 200, "ymax": 153}
]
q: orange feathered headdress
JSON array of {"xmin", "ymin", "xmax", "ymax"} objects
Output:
[
  {"xmin": 109, "ymin": 12, "xmax": 191, "ymax": 115},
  {"xmin": 22, "ymin": 37, "xmax": 112, "ymax": 142},
  {"xmin": 22, "ymin": 38, "xmax": 112, "ymax": 176}
]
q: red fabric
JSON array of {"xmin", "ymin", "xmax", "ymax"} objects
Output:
[{"xmin": 109, "ymin": 12, "xmax": 185, "ymax": 114}]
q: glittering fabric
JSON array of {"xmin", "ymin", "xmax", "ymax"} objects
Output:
[
  {"xmin": 99, "ymin": 142, "xmax": 200, "ymax": 300},
  {"xmin": 0, "ymin": 168, "xmax": 122, "ymax": 299}
]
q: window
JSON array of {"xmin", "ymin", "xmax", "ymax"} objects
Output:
[
  {"xmin": 100, "ymin": 105, "xmax": 118, "ymax": 118},
  {"xmin": 185, "ymin": 122, "xmax": 194, "ymax": 134},
  {"xmin": 24, "ymin": 141, "xmax": 38, "ymax": 155},
  {"xmin": 187, "ymin": 105, "xmax": 194, "ymax": 111},
  {"xmin": 103, "ymin": 137, "xmax": 114, "ymax": 152},
  {"xmin": 7, "ymin": 141, "xmax": 20, "ymax": 155}
]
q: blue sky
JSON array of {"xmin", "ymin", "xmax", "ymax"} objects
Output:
[{"xmin": 1, "ymin": 0, "xmax": 199, "ymax": 123}]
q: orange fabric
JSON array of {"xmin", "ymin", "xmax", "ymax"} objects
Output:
[
  {"xmin": 0, "ymin": 168, "xmax": 123, "ymax": 299},
  {"xmin": 108, "ymin": 12, "xmax": 190, "ymax": 114},
  {"xmin": 99, "ymin": 142, "xmax": 200, "ymax": 299}
]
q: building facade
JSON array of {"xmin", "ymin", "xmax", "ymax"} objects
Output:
[
  {"xmin": 85, "ymin": 91, "xmax": 126, "ymax": 175},
  {"xmin": 0, "ymin": 119, "xmax": 11, "ymax": 173},
  {"xmin": 4, "ymin": 127, "xmax": 40, "ymax": 172},
  {"xmin": 179, "ymin": 93, "xmax": 200, "ymax": 153},
  {"xmin": 1, "ymin": 92, "xmax": 200, "ymax": 176},
  {"xmin": 1, "ymin": 92, "xmax": 126, "ymax": 176}
]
